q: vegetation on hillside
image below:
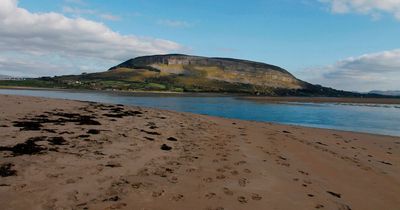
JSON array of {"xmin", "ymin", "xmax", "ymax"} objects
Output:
[{"xmin": 0, "ymin": 54, "xmax": 392, "ymax": 97}]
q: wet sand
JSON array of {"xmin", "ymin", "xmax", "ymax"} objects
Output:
[{"xmin": 0, "ymin": 94, "xmax": 399, "ymax": 210}]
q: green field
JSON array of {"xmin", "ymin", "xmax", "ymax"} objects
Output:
[{"xmin": 0, "ymin": 65, "xmax": 382, "ymax": 97}]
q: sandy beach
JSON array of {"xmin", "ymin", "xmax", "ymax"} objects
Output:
[{"xmin": 0, "ymin": 94, "xmax": 399, "ymax": 210}]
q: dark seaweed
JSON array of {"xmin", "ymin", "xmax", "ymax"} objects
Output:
[
  {"xmin": 0, "ymin": 163, "xmax": 17, "ymax": 177},
  {"xmin": 13, "ymin": 121, "xmax": 42, "ymax": 131},
  {"xmin": 140, "ymin": 129, "xmax": 161, "ymax": 135},
  {"xmin": 48, "ymin": 137, "xmax": 67, "ymax": 145},
  {"xmin": 87, "ymin": 129, "xmax": 100, "ymax": 134},
  {"xmin": 167, "ymin": 137, "xmax": 178, "ymax": 141},
  {"xmin": 103, "ymin": 196, "xmax": 120, "ymax": 202},
  {"xmin": 13, "ymin": 112, "xmax": 101, "ymax": 132},
  {"xmin": 102, "ymin": 106, "xmax": 143, "ymax": 118},
  {"xmin": 144, "ymin": 137, "xmax": 155, "ymax": 141},
  {"xmin": 0, "ymin": 137, "xmax": 47, "ymax": 156},
  {"xmin": 161, "ymin": 144, "xmax": 172, "ymax": 151}
]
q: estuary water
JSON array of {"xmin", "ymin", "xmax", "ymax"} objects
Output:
[{"xmin": 1, "ymin": 88, "xmax": 400, "ymax": 136}]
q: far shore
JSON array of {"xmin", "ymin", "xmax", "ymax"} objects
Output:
[
  {"xmin": 243, "ymin": 96, "xmax": 400, "ymax": 105},
  {"xmin": 0, "ymin": 85, "xmax": 187, "ymax": 95},
  {"xmin": 1, "ymin": 85, "xmax": 400, "ymax": 104},
  {"xmin": 0, "ymin": 86, "xmax": 238, "ymax": 97}
]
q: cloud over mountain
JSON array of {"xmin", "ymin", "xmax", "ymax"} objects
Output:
[
  {"xmin": 300, "ymin": 49, "xmax": 400, "ymax": 92},
  {"xmin": 0, "ymin": 0, "xmax": 183, "ymax": 76}
]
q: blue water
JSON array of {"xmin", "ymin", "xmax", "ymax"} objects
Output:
[{"xmin": 1, "ymin": 89, "xmax": 400, "ymax": 137}]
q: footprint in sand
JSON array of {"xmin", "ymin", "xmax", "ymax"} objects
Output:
[
  {"xmin": 251, "ymin": 193, "xmax": 262, "ymax": 201},
  {"xmin": 186, "ymin": 168, "xmax": 196, "ymax": 173},
  {"xmin": 108, "ymin": 203, "xmax": 127, "ymax": 209},
  {"xmin": 43, "ymin": 198, "xmax": 58, "ymax": 210},
  {"xmin": 304, "ymin": 180, "xmax": 312, "ymax": 185},
  {"xmin": 171, "ymin": 194, "xmax": 184, "ymax": 201},
  {"xmin": 216, "ymin": 174, "xmax": 226, "ymax": 180},
  {"xmin": 231, "ymin": 170, "xmax": 239, "ymax": 176},
  {"xmin": 243, "ymin": 169, "xmax": 251, "ymax": 174},
  {"xmin": 203, "ymin": 177, "xmax": 213, "ymax": 183},
  {"xmin": 152, "ymin": 189, "xmax": 165, "ymax": 198},
  {"xmin": 223, "ymin": 187, "xmax": 234, "ymax": 196},
  {"xmin": 234, "ymin": 160, "xmax": 247, "ymax": 166},
  {"xmin": 46, "ymin": 173, "xmax": 63, "ymax": 178},
  {"xmin": 206, "ymin": 207, "xmax": 225, "ymax": 210},
  {"xmin": 223, "ymin": 165, "xmax": 233, "ymax": 170},
  {"xmin": 67, "ymin": 190, "xmax": 79, "ymax": 202},
  {"xmin": 216, "ymin": 168, "xmax": 226, "ymax": 173},
  {"xmin": 65, "ymin": 178, "xmax": 77, "ymax": 184},
  {"xmin": 168, "ymin": 176, "xmax": 178, "ymax": 184},
  {"xmin": 298, "ymin": 170, "xmax": 309, "ymax": 176},
  {"xmin": 131, "ymin": 182, "xmax": 143, "ymax": 189},
  {"xmin": 205, "ymin": 192, "xmax": 217, "ymax": 199},
  {"xmin": 137, "ymin": 168, "xmax": 150, "ymax": 177},
  {"xmin": 238, "ymin": 178, "xmax": 248, "ymax": 187},
  {"xmin": 237, "ymin": 196, "xmax": 248, "ymax": 204}
]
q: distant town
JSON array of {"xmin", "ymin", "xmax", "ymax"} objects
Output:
[{"xmin": 0, "ymin": 75, "xmax": 28, "ymax": 81}]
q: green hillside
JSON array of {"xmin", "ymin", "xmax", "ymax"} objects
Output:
[{"xmin": 0, "ymin": 54, "xmax": 377, "ymax": 97}]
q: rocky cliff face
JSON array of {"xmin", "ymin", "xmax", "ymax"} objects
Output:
[{"xmin": 110, "ymin": 54, "xmax": 306, "ymax": 89}]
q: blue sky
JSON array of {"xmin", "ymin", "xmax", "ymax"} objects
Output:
[{"xmin": 1, "ymin": 0, "xmax": 400, "ymax": 91}]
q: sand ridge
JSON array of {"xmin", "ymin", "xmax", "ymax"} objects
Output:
[{"xmin": 0, "ymin": 94, "xmax": 399, "ymax": 210}]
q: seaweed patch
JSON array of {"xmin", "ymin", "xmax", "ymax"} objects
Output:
[
  {"xmin": 0, "ymin": 137, "xmax": 47, "ymax": 156},
  {"xmin": 0, "ymin": 163, "xmax": 17, "ymax": 177}
]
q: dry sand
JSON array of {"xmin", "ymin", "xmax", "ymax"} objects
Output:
[{"xmin": 0, "ymin": 94, "xmax": 399, "ymax": 210}]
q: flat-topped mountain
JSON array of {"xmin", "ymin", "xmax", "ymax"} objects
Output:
[
  {"xmin": 0, "ymin": 54, "xmax": 384, "ymax": 97},
  {"xmin": 109, "ymin": 54, "xmax": 305, "ymax": 90}
]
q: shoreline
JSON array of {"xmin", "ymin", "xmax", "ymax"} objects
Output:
[
  {"xmin": 0, "ymin": 93, "xmax": 397, "ymax": 138},
  {"xmin": 2, "ymin": 86, "xmax": 400, "ymax": 104},
  {"xmin": 0, "ymin": 90, "xmax": 399, "ymax": 137},
  {"xmin": 0, "ymin": 86, "xmax": 243, "ymax": 97},
  {"xmin": 0, "ymin": 95, "xmax": 399, "ymax": 210}
]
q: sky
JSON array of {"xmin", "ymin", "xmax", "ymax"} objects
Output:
[{"xmin": 0, "ymin": 0, "xmax": 399, "ymax": 92}]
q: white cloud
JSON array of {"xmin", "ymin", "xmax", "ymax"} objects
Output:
[
  {"xmin": 0, "ymin": 0, "xmax": 183, "ymax": 77},
  {"xmin": 99, "ymin": 14, "xmax": 121, "ymax": 21},
  {"xmin": 62, "ymin": 6, "xmax": 96, "ymax": 15},
  {"xmin": 0, "ymin": 56, "xmax": 67, "ymax": 77},
  {"xmin": 158, "ymin": 19, "xmax": 192, "ymax": 28},
  {"xmin": 299, "ymin": 49, "xmax": 400, "ymax": 92},
  {"xmin": 63, "ymin": 6, "xmax": 120, "ymax": 21},
  {"xmin": 64, "ymin": 0, "xmax": 86, "ymax": 5},
  {"xmin": 320, "ymin": 0, "xmax": 400, "ymax": 20}
]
